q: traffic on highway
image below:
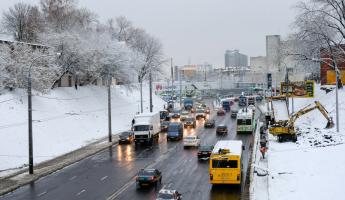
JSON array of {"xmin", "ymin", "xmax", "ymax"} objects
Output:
[{"xmin": 1, "ymin": 95, "xmax": 258, "ymax": 200}]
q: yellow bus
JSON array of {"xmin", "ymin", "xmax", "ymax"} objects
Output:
[{"xmin": 209, "ymin": 140, "xmax": 243, "ymax": 185}]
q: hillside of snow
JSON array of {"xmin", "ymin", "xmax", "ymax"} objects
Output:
[
  {"xmin": 257, "ymin": 85, "xmax": 345, "ymax": 200},
  {"xmin": 0, "ymin": 84, "xmax": 165, "ymax": 172}
]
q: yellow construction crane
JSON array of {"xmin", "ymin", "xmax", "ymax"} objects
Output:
[{"xmin": 269, "ymin": 101, "xmax": 334, "ymax": 142}]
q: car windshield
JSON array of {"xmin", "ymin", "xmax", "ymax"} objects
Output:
[
  {"xmin": 138, "ymin": 170, "xmax": 155, "ymax": 176},
  {"xmin": 134, "ymin": 125, "xmax": 149, "ymax": 131},
  {"xmin": 161, "ymin": 121, "xmax": 170, "ymax": 126},
  {"xmin": 173, "ymin": 110, "xmax": 180, "ymax": 113},
  {"xmin": 218, "ymin": 125, "xmax": 226, "ymax": 129},
  {"xmin": 157, "ymin": 193, "xmax": 174, "ymax": 199},
  {"xmin": 196, "ymin": 109, "xmax": 204, "ymax": 113},
  {"xmin": 120, "ymin": 132, "xmax": 131, "ymax": 137},
  {"xmin": 168, "ymin": 125, "xmax": 179, "ymax": 131},
  {"xmin": 186, "ymin": 118, "xmax": 194, "ymax": 122},
  {"xmin": 185, "ymin": 136, "xmax": 196, "ymax": 140},
  {"xmin": 199, "ymin": 146, "xmax": 213, "ymax": 151},
  {"xmin": 181, "ymin": 111, "xmax": 189, "ymax": 115}
]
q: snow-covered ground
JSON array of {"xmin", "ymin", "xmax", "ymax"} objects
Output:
[
  {"xmin": 255, "ymin": 85, "xmax": 345, "ymax": 200},
  {"xmin": 272, "ymin": 101, "xmax": 289, "ymax": 120},
  {"xmin": 0, "ymin": 84, "xmax": 165, "ymax": 172}
]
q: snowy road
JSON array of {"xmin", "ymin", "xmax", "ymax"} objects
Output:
[{"xmin": 0, "ymin": 102, "xmax": 254, "ymax": 200}]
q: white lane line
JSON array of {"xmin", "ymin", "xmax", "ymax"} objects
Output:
[
  {"xmin": 69, "ymin": 176, "xmax": 77, "ymax": 181},
  {"xmin": 37, "ymin": 191, "xmax": 47, "ymax": 197},
  {"xmin": 76, "ymin": 189, "xmax": 86, "ymax": 196},
  {"xmin": 106, "ymin": 179, "xmax": 135, "ymax": 200},
  {"xmin": 100, "ymin": 176, "xmax": 108, "ymax": 181}
]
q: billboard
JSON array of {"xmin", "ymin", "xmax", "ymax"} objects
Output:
[{"xmin": 280, "ymin": 80, "xmax": 314, "ymax": 98}]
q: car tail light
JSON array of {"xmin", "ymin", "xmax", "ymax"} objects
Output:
[
  {"xmin": 210, "ymin": 173, "xmax": 213, "ymax": 180},
  {"xmin": 135, "ymin": 176, "xmax": 138, "ymax": 181},
  {"xmin": 150, "ymin": 176, "xmax": 154, "ymax": 180}
]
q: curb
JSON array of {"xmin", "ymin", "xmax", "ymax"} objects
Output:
[{"xmin": 0, "ymin": 135, "xmax": 119, "ymax": 196}]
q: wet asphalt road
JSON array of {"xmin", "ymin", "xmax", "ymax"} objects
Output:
[{"xmin": 0, "ymin": 102, "xmax": 254, "ymax": 200}]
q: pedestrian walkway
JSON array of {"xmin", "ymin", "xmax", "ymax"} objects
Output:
[
  {"xmin": 250, "ymin": 120, "xmax": 269, "ymax": 200},
  {"xmin": 0, "ymin": 135, "xmax": 118, "ymax": 196}
]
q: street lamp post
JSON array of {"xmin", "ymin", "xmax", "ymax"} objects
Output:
[{"xmin": 27, "ymin": 53, "xmax": 60, "ymax": 174}]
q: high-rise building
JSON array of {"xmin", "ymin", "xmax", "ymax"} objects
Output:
[{"xmin": 224, "ymin": 50, "xmax": 248, "ymax": 67}]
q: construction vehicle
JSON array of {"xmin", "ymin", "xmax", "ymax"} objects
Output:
[{"xmin": 269, "ymin": 101, "xmax": 334, "ymax": 142}]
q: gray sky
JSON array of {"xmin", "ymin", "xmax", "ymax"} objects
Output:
[{"xmin": 1, "ymin": 0, "xmax": 301, "ymax": 66}]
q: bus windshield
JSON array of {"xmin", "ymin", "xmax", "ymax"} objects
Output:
[{"xmin": 212, "ymin": 159, "xmax": 238, "ymax": 168}]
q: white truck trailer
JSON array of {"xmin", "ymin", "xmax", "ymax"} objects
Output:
[{"xmin": 133, "ymin": 112, "xmax": 160, "ymax": 145}]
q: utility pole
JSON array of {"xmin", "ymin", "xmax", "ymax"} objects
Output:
[
  {"xmin": 27, "ymin": 71, "xmax": 33, "ymax": 174},
  {"xmin": 335, "ymin": 63, "xmax": 340, "ymax": 132},
  {"xmin": 171, "ymin": 58, "xmax": 174, "ymax": 99},
  {"xmin": 139, "ymin": 76, "xmax": 143, "ymax": 113},
  {"xmin": 179, "ymin": 67, "xmax": 182, "ymax": 108},
  {"xmin": 27, "ymin": 53, "xmax": 60, "ymax": 174},
  {"xmin": 149, "ymin": 71, "xmax": 153, "ymax": 112},
  {"xmin": 107, "ymin": 74, "xmax": 112, "ymax": 142}
]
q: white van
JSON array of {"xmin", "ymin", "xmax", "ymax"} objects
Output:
[{"xmin": 133, "ymin": 112, "xmax": 160, "ymax": 145}]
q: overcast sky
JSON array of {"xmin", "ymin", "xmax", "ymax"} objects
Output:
[{"xmin": 1, "ymin": 0, "xmax": 301, "ymax": 66}]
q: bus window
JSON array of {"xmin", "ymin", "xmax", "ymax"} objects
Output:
[
  {"xmin": 237, "ymin": 119, "xmax": 251, "ymax": 125},
  {"xmin": 212, "ymin": 160, "xmax": 238, "ymax": 168}
]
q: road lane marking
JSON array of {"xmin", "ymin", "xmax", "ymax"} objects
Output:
[
  {"xmin": 106, "ymin": 179, "xmax": 135, "ymax": 200},
  {"xmin": 69, "ymin": 176, "xmax": 77, "ymax": 180},
  {"xmin": 37, "ymin": 191, "xmax": 47, "ymax": 197},
  {"xmin": 76, "ymin": 189, "xmax": 86, "ymax": 196},
  {"xmin": 100, "ymin": 176, "xmax": 108, "ymax": 181}
]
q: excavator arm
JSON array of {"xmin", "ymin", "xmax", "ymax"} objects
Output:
[{"xmin": 289, "ymin": 101, "xmax": 334, "ymax": 128}]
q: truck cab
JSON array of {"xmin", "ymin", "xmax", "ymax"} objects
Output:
[
  {"xmin": 167, "ymin": 122, "xmax": 183, "ymax": 140},
  {"xmin": 133, "ymin": 112, "xmax": 160, "ymax": 145}
]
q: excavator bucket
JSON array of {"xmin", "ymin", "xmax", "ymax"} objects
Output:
[{"xmin": 326, "ymin": 120, "xmax": 334, "ymax": 129}]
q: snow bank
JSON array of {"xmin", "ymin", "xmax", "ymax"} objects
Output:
[
  {"xmin": 257, "ymin": 85, "xmax": 345, "ymax": 200},
  {"xmin": 0, "ymin": 84, "xmax": 165, "ymax": 171}
]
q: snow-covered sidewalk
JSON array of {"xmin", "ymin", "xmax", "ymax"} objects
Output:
[{"xmin": 253, "ymin": 85, "xmax": 345, "ymax": 200}]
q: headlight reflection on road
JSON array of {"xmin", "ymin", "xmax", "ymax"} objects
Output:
[{"xmin": 117, "ymin": 145, "xmax": 122, "ymax": 161}]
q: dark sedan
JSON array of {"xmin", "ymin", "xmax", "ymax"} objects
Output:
[
  {"xmin": 216, "ymin": 125, "xmax": 228, "ymax": 135},
  {"xmin": 118, "ymin": 131, "xmax": 134, "ymax": 144},
  {"xmin": 171, "ymin": 109, "xmax": 181, "ymax": 119},
  {"xmin": 204, "ymin": 119, "xmax": 215, "ymax": 128},
  {"xmin": 231, "ymin": 109, "xmax": 238, "ymax": 119},
  {"xmin": 197, "ymin": 145, "xmax": 214, "ymax": 160},
  {"xmin": 217, "ymin": 108, "xmax": 225, "ymax": 116},
  {"xmin": 184, "ymin": 117, "xmax": 196, "ymax": 128},
  {"xmin": 136, "ymin": 168, "xmax": 162, "ymax": 188}
]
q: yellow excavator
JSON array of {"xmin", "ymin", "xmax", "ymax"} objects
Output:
[{"xmin": 269, "ymin": 101, "xmax": 334, "ymax": 142}]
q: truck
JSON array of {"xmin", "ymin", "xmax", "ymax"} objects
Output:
[
  {"xmin": 183, "ymin": 98, "xmax": 194, "ymax": 110},
  {"xmin": 221, "ymin": 100, "xmax": 231, "ymax": 112},
  {"xmin": 133, "ymin": 112, "xmax": 160, "ymax": 145}
]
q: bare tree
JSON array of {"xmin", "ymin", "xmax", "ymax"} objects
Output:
[
  {"xmin": 40, "ymin": 0, "xmax": 96, "ymax": 31},
  {"xmin": 2, "ymin": 3, "xmax": 44, "ymax": 42},
  {"xmin": 292, "ymin": 0, "xmax": 345, "ymax": 72}
]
